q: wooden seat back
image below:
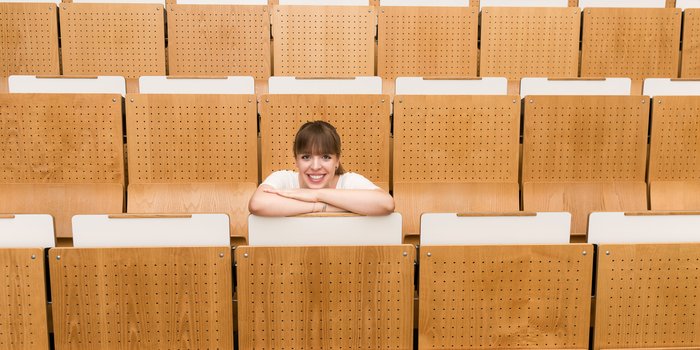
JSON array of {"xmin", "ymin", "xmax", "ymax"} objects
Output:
[{"xmin": 0, "ymin": 3, "xmax": 59, "ymax": 77}]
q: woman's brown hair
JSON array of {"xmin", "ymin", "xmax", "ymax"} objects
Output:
[{"xmin": 293, "ymin": 120, "xmax": 345, "ymax": 175}]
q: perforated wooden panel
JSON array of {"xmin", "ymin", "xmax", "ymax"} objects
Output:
[
  {"xmin": 594, "ymin": 243, "xmax": 700, "ymax": 350},
  {"xmin": 271, "ymin": 5, "xmax": 376, "ymax": 76},
  {"xmin": 581, "ymin": 8, "xmax": 681, "ymax": 79},
  {"xmin": 480, "ymin": 7, "xmax": 580, "ymax": 80},
  {"xmin": 237, "ymin": 245, "xmax": 415, "ymax": 350},
  {"xmin": 394, "ymin": 95, "xmax": 519, "ymax": 183},
  {"xmin": 0, "ymin": 94, "xmax": 124, "ymax": 184},
  {"xmin": 167, "ymin": 5, "xmax": 271, "ymax": 79},
  {"xmin": 50, "ymin": 247, "xmax": 234, "ymax": 349},
  {"xmin": 682, "ymin": 9, "xmax": 700, "ymax": 77},
  {"xmin": 0, "ymin": 248, "xmax": 49, "ymax": 350},
  {"xmin": 522, "ymin": 95, "xmax": 649, "ymax": 182},
  {"xmin": 419, "ymin": 244, "xmax": 593, "ymax": 350},
  {"xmin": 59, "ymin": 3, "xmax": 166, "ymax": 79},
  {"xmin": 260, "ymin": 94, "xmax": 391, "ymax": 187},
  {"xmin": 0, "ymin": 3, "xmax": 59, "ymax": 77},
  {"xmin": 649, "ymin": 96, "xmax": 700, "ymax": 181},
  {"xmin": 377, "ymin": 7, "xmax": 478, "ymax": 79},
  {"xmin": 126, "ymin": 94, "xmax": 258, "ymax": 183}
]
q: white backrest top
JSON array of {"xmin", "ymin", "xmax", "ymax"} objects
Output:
[
  {"xmin": 395, "ymin": 77, "xmax": 508, "ymax": 95},
  {"xmin": 0, "ymin": 215, "xmax": 55, "ymax": 248},
  {"xmin": 139, "ymin": 76, "xmax": 254, "ymax": 94},
  {"xmin": 643, "ymin": 78, "xmax": 700, "ymax": 97},
  {"xmin": 420, "ymin": 212, "xmax": 571, "ymax": 245},
  {"xmin": 268, "ymin": 77, "xmax": 382, "ymax": 94},
  {"xmin": 278, "ymin": 0, "xmax": 368, "ymax": 5},
  {"xmin": 380, "ymin": 0, "xmax": 469, "ymax": 6},
  {"xmin": 676, "ymin": 0, "xmax": 700, "ymax": 9},
  {"xmin": 71, "ymin": 0, "xmax": 165, "ymax": 4},
  {"xmin": 520, "ymin": 78, "xmax": 632, "ymax": 97},
  {"xmin": 588, "ymin": 212, "xmax": 700, "ymax": 244},
  {"xmin": 1, "ymin": 0, "xmax": 59, "ymax": 3},
  {"xmin": 8, "ymin": 76, "xmax": 126, "ymax": 97},
  {"xmin": 579, "ymin": 0, "xmax": 665, "ymax": 8},
  {"xmin": 176, "ymin": 0, "xmax": 265, "ymax": 3},
  {"xmin": 248, "ymin": 213, "xmax": 402, "ymax": 246},
  {"xmin": 481, "ymin": 0, "xmax": 568, "ymax": 9},
  {"xmin": 72, "ymin": 214, "xmax": 230, "ymax": 247}
]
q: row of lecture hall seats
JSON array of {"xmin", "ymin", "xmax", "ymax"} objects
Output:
[
  {"xmin": 3, "ymin": 0, "xmax": 700, "ymax": 94},
  {"xmin": 1, "ymin": 210, "xmax": 699, "ymax": 349},
  {"xmin": 3, "ymin": 75, "xmax": 700, "ymax": 245}
]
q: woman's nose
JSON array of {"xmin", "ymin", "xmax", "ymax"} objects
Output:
[{"xmin": 310, "ymin": 157, "xmax": 322, "ymax": 169}]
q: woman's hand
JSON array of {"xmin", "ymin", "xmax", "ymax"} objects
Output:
[{"xmin": 263, "ymin": 188, "xmax": 321, "ymax": 203}]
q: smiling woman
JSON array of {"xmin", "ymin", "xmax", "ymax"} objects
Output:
[{"xmin": 248, "ymin": 121, "xmax": 395, "ymax": 217}]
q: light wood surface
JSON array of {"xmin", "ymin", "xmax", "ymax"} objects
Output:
[
  {"xmin": 682, "ymin": 9, "xmax": 700, "ymax": 77},
  {"xmin": 59, "ymin": 3, "xmax": 166, "ymax": 78},
  {"xmin": 523, "ymin": 182, "xmax": 648, "ymax": 236},
  {"xmin": 0, "ymin": 3, "xmax": 60, "ymax": 77},
  {"xmin": 480, "ymin": 6, "xmax": 580, "ymax": 80},
  {"xmin": 237, "ymin": 245, "xmax": 415, "ymax": 350},
  {"xmin": 393, "ymin": 95, "xmax": 521, "ymax": 236},
  {"xmin": 50, "ymin": 247, "xmax": 234, "ymax": 349},
  {"xmin": 0, "ymin": 77, "xmax": 7, "ymax": 93},
  {"xmin": 167, "ymin": 5, "xmax": 271, "ymax": 79},
  {"xmin": 581, "ymin": 7, "xmax": 681, "ymax": 80},
  {"xmin": 126, "ymin": 94, "xmax": 258, "ymax": 184},
  {"xmin": 650, "ymin": 181, "xmax": 700, "ymax": 210},
  {"xmin": 127, "ymin": 182, "xmax": 256, "ymax": 240},
  {"xmin": 594, "ymin": 243, "xmax": 700, "ymax": 350},
  {"xmin": 377, "ymin": 6, "xmax": 477, "ymax": 79},
  {"xmin": 394, "ymin": 183, "xmax": 520, "ymax": 236},
  {"xmin": 271, "ymin": 5, "xmax": 375, "ymax": 76},
  {"xmin": 260, "ymin": 94, "xmax": 391, "ymax": 189},
  {"xmin": 0, "ymin": 248, "xmax": 49, "ymax": 350},
  {"xmin": 419, "ymin": 244, "xmax": 593, "ymax": 350}
]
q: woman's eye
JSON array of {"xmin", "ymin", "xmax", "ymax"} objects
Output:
[
  {"xmin": 322, "ymin": 155, "xmax": 332, "ymax": 160},
  {"xmin": 301, "ymin": 155, "xmax": 310, "ymax": 160}
]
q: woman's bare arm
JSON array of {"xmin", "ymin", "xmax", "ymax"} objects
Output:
[{"xmin": 262, "ymin": 187, "xmax": 395, "ymax": 216}]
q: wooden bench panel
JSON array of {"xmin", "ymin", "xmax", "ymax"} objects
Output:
[{"xmin": 0, "ymin": 3, "xmax": 59, "ymax": 76}]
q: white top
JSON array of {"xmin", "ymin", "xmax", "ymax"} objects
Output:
[
  {"xmin": 248, "ymin": 213, "xmax": 402, "ymax": 246},
  {"xmin": 520, "ymin": 78, "xmax": 631, "ymax": 97},
  {"xmin": 0, "ymin": 215, "xmax": 55, "ymax": 248},
  {"xmin": 139, "ymin": 76, "xmax": 254, "ymax": 94},
  {"xmin": 420, "ymin": 212, "xmax": 571, "ymax": 245},
  {"xmin": 72, "ymin": 214, "xmax": 230, "ymax": 247},
  {"xmin": 8, "ymin": 75, "xmax": 126, "ymax": 97},
  {"xmin": 262, "ymin": 170, "xmax": 379, "ymax": 190},
  {"xmin": 177, "ymin": 0, "xmax": 266, "ymax": 3},
  {"xmin": 579, "ymin": 0, "xmax": 665, "ymax": 8},
  {"xmin": 380, "ymin": 0, "xmax": 469, "ymax": 6},
  {"xmin": 481, "ymin": 0, "xmax": 568, "ymax": 9},
  {"xmin": 588, "ymin": 212, "xmax": 700, "ymax": 244},
  {"xmin": 278, "ymin": 0, "xmax": 368, "ymax": 5},
  {"xmin": 1, "ymin": 0, "xmax": 59, "ymax": 3},
  {"xmin": 676, "ymin": 0, "xmax": 700, "ymax": 9},
  {"xmin": 268, "ymin": 77, "xmax": 382, "ymax": 94},
  {"xmin": 395, "ymin": 77, "xmax": 508, "ymax": 95},
  {"xmin": 642, "ymin": 78, "xmax": 700, "ymax": 97}
]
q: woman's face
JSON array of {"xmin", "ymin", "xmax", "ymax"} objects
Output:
[{"xmin": 295, "ymin": 153, "xmax": 340, "ymax": 189}]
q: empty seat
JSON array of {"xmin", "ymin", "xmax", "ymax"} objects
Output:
[
  {"xmin": 0, "ymin": 1, "xmax": 59, "ymax": 77},
  {"xmin": 680, "ymin": 2, "xmax": 700, "ymax": 77},
  {"xmin": 522, "ymin": 95, "xmax": 649, "ymax": 240}
]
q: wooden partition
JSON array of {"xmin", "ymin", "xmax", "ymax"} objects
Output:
[
  {"xmin": 126, "ymin": 94, "xmax": 257, "ymax": 243},
  {"xmin": 594, "ymin": 243, "xmax": 700, "ymax": 349},
  {"xmin": 0, "ymin": 3, "xmax": 60, "ymax": 77},
  {"xmin": 0, "ymin": 94, "xmax": 125, "ymax": 239},
  {"xmin": 167, "ymin": 4, "xmax": 271, "ymax": 80},
  {"xmin": 419, "ymin": 244, "xmax": 592, "ymax": 350},
  {"xmin": 50, "ymin": 247, "xmax": 233, "ymax": 349},
  {"xmin": 649, "ymin": 95, "xmax": 700, "ymax": 209},
  {"xmin": 480, "ymin": 6, "xmax": 580, "ymax": 94},
  {"xmin": 522, "ymin": 95, "xmax": 649, "ymax": 239},
  {"xmin": 682, "ymin": 9, "xmax": 700, "ymax": 77},
  {"xmin": 377, "ymin": 6, "xmax": 478, "ymax": 80},
  {"xmin": 0, "ymin": 248, "xmax": 49, "ymax": 350},
  {"xmin": 59, "ymin": 3, "xmax": 166, "ymax": 89},
  {"xmin": 260, "ymin": 94, "xmax": 391, "ymax": 190},
  {"xmin": 581, "ymin": 7, "xmax": 681, "ymax": 93},
  {"xmin": 237, "ymin": 245, "xmax": 415, "ymax": 350},
  {"xmin": 271, "ymin": 5, "xmax": 376, "ymax": 76},
  {"xmin": 393, "ymin": 95, "xmax": 520, "ymax": 240}
]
